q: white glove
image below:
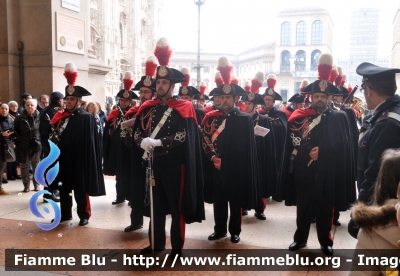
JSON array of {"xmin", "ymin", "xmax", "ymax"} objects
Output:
[{"xmin": 140, "ymin": 137, "xmax": 162, "ymax": 151}]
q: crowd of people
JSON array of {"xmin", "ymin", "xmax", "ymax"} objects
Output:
[{"xmin": 2, "ymin": 38, "xmax": 400, "ymax": 264}]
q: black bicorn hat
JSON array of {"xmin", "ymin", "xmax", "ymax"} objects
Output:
[
  {"xmin": 301, "ymin": 81, "xmax": 342, "ymax": 96},
  {"xmin": 262, "ymin": 74, "xmax": 283, "ymax": 101},
  {"xmin": 63, "ymin": 62, "xmax": 92, "ymax": 98},
  {"xmin": 242, "ymin": 92, "xmax": 265, "ymax": 105},
  {"xmin": 195, "ymin": 81, "xmax": 209, "ymax": 100},
  {"xmin": 288, "ymin": 93, "xmax": 305, "ymax": 103},
  {"xmin": 178, "ymin": 67, "xmax": 200, "ymax": 97},
  {"xmin": 194, "ymin": 93, "xmax": 209, "ymax": 100},
  {"xmin": 178, "ymin": 86, "xmax": 201, "ymax": 97},
  {"xmin": 214, "ymin": 83, "xmax": 247, "ymax": 96},
  {"xmin": 213, "ymin": 56, "xmax": 247, "ymax": 97},
  {"xmin": 116, "ymin": 71, "xmax": 139, "ymax": 100},
  {"xmin": 242, "ymin": 71, "xmax": 265, "ymax": 105},
  {"xmin": 116, "ymin": 89, "xmax": 139, "ymax": 100},
  {"xmin": 299, "ymin": 53, "xmax": 342, "ymax": 96},
  {"xmin": 132, "ymin": 55, "xmax": 158, "ymax": 92},
  {"xmin": 154, "ymin": 38, "xmax": 187, "ymax": 84},
  {"xmin": 356, "ymin": 62, "xmax": 400, "ymax": 82},
  {"xmin": 133, "ymin": 76, "xmax": 157, "ymax": 92}
]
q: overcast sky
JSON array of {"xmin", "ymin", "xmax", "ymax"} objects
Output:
[{"xmin": 160, "ymin": 0, "xmax": 399, "ymax": 60}]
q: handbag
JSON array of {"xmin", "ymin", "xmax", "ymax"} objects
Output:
[{"xmin": 4, "ymin": 139, "xmax": 16, "ymax": 162}]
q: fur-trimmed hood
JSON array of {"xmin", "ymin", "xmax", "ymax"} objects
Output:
[{"xmin": 352, "ymin": 199, "xmax": 398, "ymax": 232}]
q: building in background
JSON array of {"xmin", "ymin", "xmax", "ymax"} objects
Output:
[
  {"xmin": 0, "ymin": 0, "xmax": 162, "ymax": 106},
  {"xmin": 171, "ymin": 7, "xmax": 334, "ymax": 101},
  {"xmin": 347, "ymin": 8, "xmax": 380, "ymax": 87},
  {"xmin": 90, "ymin": 0, "xmax": 162, "ymax": 103},
  {"xmin": 392, "ymin": 7, "xmax": 400, "ymax": 93}
]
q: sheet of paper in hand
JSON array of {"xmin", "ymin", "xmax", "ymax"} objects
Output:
[
  {"xmin": 254, "ymin": 125, "xmax": 270, "ymax": 137},
  {"xmin": 121, "ymin": 118, "xmax": 136, "ymax": 129}
]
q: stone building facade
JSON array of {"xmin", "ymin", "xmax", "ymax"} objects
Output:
[{"xmin": 0, "ymin": 0, "xmax": 162, "ymax": 105}]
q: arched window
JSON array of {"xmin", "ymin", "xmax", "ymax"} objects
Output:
[
  {"xmin": 311, "ymin": 49, "xmax": 321, "ymax": 71},
  {"xmin": 311, "ymin": 20, "xmax": 323, "ymax": 45},
  {"xmin": 294, "ymin": 50, "xmax": 306, "ymax": 72},
  {"xmin": 296, "ymin": 21, "xmax": 307, "ymax": 45},
  {"xmin": 280, "ymin": 50, "xmax": 291, "ymax": 73},
  {"xmin": 281, "ymin": 22, "xmax": 291, "ymax": 46}
]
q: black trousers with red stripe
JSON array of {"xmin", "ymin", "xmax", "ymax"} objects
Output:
[
  {"xmin": 149, "ymin": 153, "xmax": 186, "ymax": 250},
  {"xmin": 60, "ymin": 189, "xmax": 91, "ymax": 220},
  {"xmin": 293, "ymin": 175, "xmax": 334, "ymax": 247}
]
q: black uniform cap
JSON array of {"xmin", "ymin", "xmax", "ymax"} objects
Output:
[{"xmin": 356, "ymin": 62, "xmax": 400, "ymax": 82}]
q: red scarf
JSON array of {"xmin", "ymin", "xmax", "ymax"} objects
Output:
[
  {"xmin": 288, "ymin": 108, "xmax": 317, "ymax": 122},
  {"xmin": 106, "ymin": 108, "xmax": 121, "ymax": 122},
  {"xmin": 282, "ymin": 108, "xmax": 293, "ymax": 118},
  {"xmin": 204, "ymin": 105, "xmax": 214, "ymax": 113},
  {"xmin": 51, "ymin": 110, "xmax": 72, "ymax": 125},
  {"xmin": 136, "ymin": 98, "xmax": 198, "ymax": 124},
  {"xmin": 201, "ymin": 110, "xmax": 224, "ymax": 126},
  {"xmin": 124, "ymin": 105, "xmax": 139, "ymax": 119}
]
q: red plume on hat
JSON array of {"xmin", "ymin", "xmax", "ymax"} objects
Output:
[
  {"xmin": 154, "ymin": 38, "xmax": 172, "ymax": 66},
  {"xmin": 231, "ymin": 75, "xmax": 239, "ymax": 85},
  {"xmin": 180, "ymin": 67, "xmax": 190, "ymax": 86},
  {"xmin": 214, "ymin": 72, "xmax": 223, "ymax": 87},
  {"xmin": 145, "ymin": 55, "xmax": 158, "ymax": 77},
  {"xmin": 347, "ymin": 83, "xmax": 353, "ymax": 93},
  {"xmin": 300, "ymin": 79, "xmax": 309, "ymax": 92},
  {"xmin": 334, "ymin": 66, "xmax": 343, "ymax": 86},
  {"xmin": 199, "ymin": 81, "xmax": 206, "ymax": 94},
  {"xmin": 217, "ymin": 56, "xmax": 233, "ymax": 85},
  {"xmin": 341, "ymin": 74, "xmax": 347, "ymax": 87},
  {"xmin": 266, "ymin": 74, "xmax": 277, "ymax": 89},
  {"xmin": 64, "ymin": 62, "xmax": 78, "ymax": 86},
  {"xmin": 317, "ymin": 53, "xmax": 333, "ymax": 81},
  {"xmin": 123, "ymin": 71, "xmax": 134, "ymax": 91},
  {"xmin": 243, "ymin": 80, "xmax": 251, "ymax": 92},
  {"xmin": 251, "ymin": 72, "xmax": 264, "ymax": 93},
  {"xmin": 329, "ymin": 65, "xmax": 339, "ymax": 83}
]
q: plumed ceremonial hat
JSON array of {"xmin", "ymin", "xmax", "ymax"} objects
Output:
[
  {"xmin": 133, "ymin": 55, "xmax": 158, "ymax": 92},
  {"xmin": 116, "ymin": 71, "xmax": 139, "ymax": 100},
  {"xmin": 154, "ymin": 38, "xmax": 186, "ymax": 84},
  {"xmin": 262, "ymin": 74, "xmax": 282, "ymax": 101},
  {"xmin": 63, "ymin": 62, "xmax": 91, "ymax": 98}
]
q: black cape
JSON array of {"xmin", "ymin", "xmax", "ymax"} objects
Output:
[
  {"xmin": 202, "ymin": 108, "xmax": 260, "ymax": 210},
  {"xmin": 103, "ymin": 108, "xmax": 126, "ymax": 176},
  {"xmin": 252, "ymin": 112, "xmax": 276, "ymax": 198},
  {"xmin": 284, "ymin": 106, "xmax": 355, "ymax": 210},
  {"xmin": 259, "ymin": 107, "xmax": 288, "ymax": 198},
  {"xmin": 131, "ymin": 99, "xmax": 205, "ymax": 224},
  {"xmin": 53, "ymin": 108, "xmax": 105, "ymax": 196}
]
